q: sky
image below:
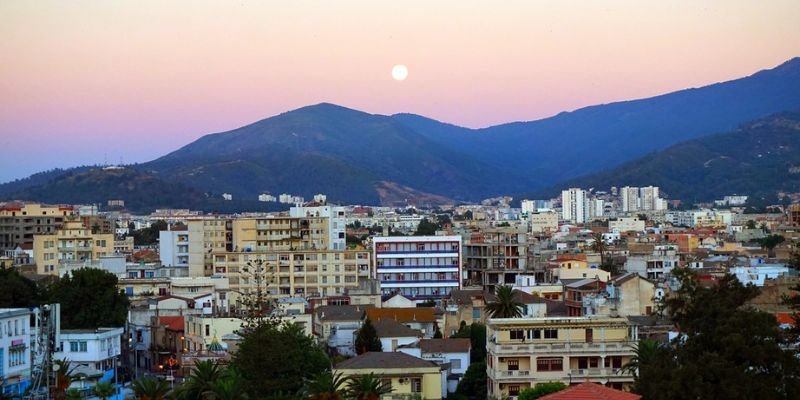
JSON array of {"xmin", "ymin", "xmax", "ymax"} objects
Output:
[{"xmin": 1, "ymin": 0, "xmax": 800, "ymax": 183}]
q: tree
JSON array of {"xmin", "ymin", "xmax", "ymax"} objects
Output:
[
  {"xmin": 93, "ymin": 382, "xmax": 116, "ymax": 400},
  {"xmin": 302, "ymin": 371, "xmax": 348, "ymax": 400},
  {"xmin": 485, "ymin": 286, "xmax": 523, "ymax": 318},
  {"xmin": 433, "ymin": 326, "xmax": 443, "ymax": 338},
  {"xmin": 450, "ymin": 323, "xmax": 487, "ymax": 362},
  {"xmin": 132, "ymin": 377, "xmax": 171, "ymax": 400},
  {"xmin": 758, "ymin": 234, "xmax": 785, "ymax": 253},
  {"xmin": 414, "ymin": 218, "xmax": 438, "ymax": 236},
  {"xmin": 517, "ymin": 382, "xmax": 567, "ymax": 400},
  {"xmin": 455, "ymin": 362, "xmax": 487, "ymax": 400},
  {"xmin": 48, "ymin": 268, "xmax": 129, "ymax": 329},
  {"xmin": 346, "ymin": 373, "xmax": 393, "ymax": 400},
  {"xmin": 52, "ymin": 359, "xmax": 82, "ymax": 400},
  {"xmin": 620, "ymin": 339, "xmax": 661, "ymax": 380},
  {"xmin": 177, "ymin": 359, "xmax": 224, "ymax": 400},
  {"xmin": 354, "ymin": 319, "xmax": 382, "ymax": 354},
  {"xmin": 635, "ymin": 269, "xmax": 800, "ymax": 399},
  {"xmin": 746, "ymin": 219, "xmax": 757, "ymax": 229},
  {"xmin": 0, "ymin": 267, "xmax": 43, "ymax": 308},
  {"xmin": 206, "ymin": 368, "xmax": 250, "ymax": 400},
  {"xmin": 232, "ymin": 320, "xmax": 329, "ymax": 398},
  {"xmin": 590, "ymin": 232, "xmax": 607, "ymax": 266}
]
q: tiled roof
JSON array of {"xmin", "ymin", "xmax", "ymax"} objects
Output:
[
  {"xmin": 366, "ymin": 307, "xmax": 436, "ymax": 323},
  {"xmin": 336, "ymin": 351, "xmax": 439, "ymax": 370},
  {"xmin": 316, "ymin": 305, "xmax": 371, "ymax": 321},
  {"xmin": 372, "ymin": 319, "xmax": 422, "ymax": 338},
  {"xmin": 776, "ymin": 312, "xmax": 796, "ymax": 326},
  {"xmin": 419, "ymin": 338, "xmax": 470, "ymax": 354},
  {"xmin": 538, "ymin": 381, "xmax": 641, "ymax": 400},
  {"xmin": 450, "ymin": 289, "xmax": 486, "ymax": 305},
  {"xmin": 159, "ymin": 316, "xmax": 184, "ymax": 331}
]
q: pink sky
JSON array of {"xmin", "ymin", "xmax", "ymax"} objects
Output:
[{"xmin": 1, "ymin": 0, "xmax": 799, "ymax": 183}]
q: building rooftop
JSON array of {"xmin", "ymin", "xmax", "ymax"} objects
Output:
[
  {"xmin": 159, "ymin": 316, "xmax": 185, "ymax": 332},
  {"xmin": 336, "ymin": 351, "xmax": 439, "ymax": 370},
  {"xmin": 366, "ymin": 307, "xmax": 436, "ymax": 323},
  {"xmin": 419, "ymin": 338, "xmax": 470, "ymax": 354},
  {"xmin": 538, "ymin": 381, "xmax": 641, "ymax": 400},
  {"xmin": 372, "ymin": 319, "xmax": 422, "ymax": 338},
  {"xmin": 315, "ymin": 305, "xmax": 371, "ymax": 321}
]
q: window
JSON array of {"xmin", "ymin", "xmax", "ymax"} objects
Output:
[
  {"xmin": 508, "ymin": 385, "xmax": 520, "ymax": 396},
  {"xmin": 528, "ymin": 329, "xmax": 541, "ymax": 340},
  {"xmin": 544, "ymin": 329, "xmax": 558, "ymax": 339},
  {"xmin": 506, "ymin": 359, "xmax": 519, "ymax": 371},
  {"xmin": 80, "ymin": 342, "xmax": 87, "ymax": 352},
  {"xmin": 585, "ymin": 328, "xmax": 593, "ymax": 343},
  {"xmin": 472, "ymin": 308, "xmax": 480, "ymax": 319},
  {"xmin": 451, "ymin": 359, "xmax": 461, "ymax": 369},
  {"xmin": 536, "ymin": 358, "xmax": 563, "ymax": 371},
  {"xmin": 70, "ymin": 341, "xmax": 79, "ymax": 352},
  {"xmin": 411, "ymin": 378, "xmax": 422, "ymax": 393},
  {"xmin": 510, "ymin": 330, "xmax": 524, "ymax": 340},
  {"xmin": 205, "ymin": 325, "xmax": 210, "ymax": 336}
]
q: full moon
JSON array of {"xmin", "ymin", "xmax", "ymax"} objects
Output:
[{"xmin": 391, "ymin": 65, "xmax": 408, "ymax": 81}]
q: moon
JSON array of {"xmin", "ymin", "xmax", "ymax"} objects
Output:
[{"xmin": 391, "ymin": 65, "xmax": 408, "ymax": 81}]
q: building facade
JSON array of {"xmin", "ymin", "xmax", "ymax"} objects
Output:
[
  {"xmin": 373, "ymin": 236, "xmax": 462, "ymax": 301},
  {"xmin": 486, "ymin": 317, "xmax": 638, "ymax": 398},
  {"xmin": 0, "ymin": 202, "xmax": 73, "ymax": 252},
  {"xmin": 0, "ymin": 308, "xmax": 32, "ymax": 396},
  {"xmin": 33, "ymin": 220, "xmax": 115, "ymax": 275}
]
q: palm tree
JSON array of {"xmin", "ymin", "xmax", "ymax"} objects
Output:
[
  {"xmin": 64, "ymin": 389, "xmax": 83, "ymax": 400},
  {"xmin": 301, "ymin": 370, "xmax": 347, "ymax": 400},
  {"xmin": 619, "ymin": 339, "xmax": 660, "ymax": 378},
  {"xmin": 93, "ymin": 381, "xmax": 116, "ymax": 400},
  {"xmin": 53, "ymin": 359, "xmax": 82, "ymax": 400},
  {"xmin": 205, "ymin": 368, "xmax": 250, "ymax": 400},
  {"xmin": 176, "ymin": 359, "xmax": 224, "ymax": 400},
  {"xmin": 346, "ymin": 373, "xmax": 392, "ymax": 400},
  {"xmin": 485, "ymin": 286, "xmax": 523, "ymax": 318},
  {"xmin": 591, "ymin": 232, "xmax": 606, "ymax": 266},
  {"xmin": 132, "ymin": 377, "xmax": 171, "ymax": 400}
]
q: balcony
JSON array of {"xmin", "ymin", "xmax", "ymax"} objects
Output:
[
  {"xmin": 570, "ymin": 368, "xmax": 630, "ymax": 379},
  {"xmin": 494, "ymin": 370, "xmax": 531, "ymax": 380},
  {"xmin": 489, "ymin": 341, "xmax": 635, "ymax": 355}
]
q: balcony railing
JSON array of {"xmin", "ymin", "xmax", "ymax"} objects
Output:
[
  {"xmin": 489, "ymin": 341, "xmax": 635, "ymax": 354},
  {"xmin": 570, "ymin": 368, "xmax": 629, "ymax": 378}
]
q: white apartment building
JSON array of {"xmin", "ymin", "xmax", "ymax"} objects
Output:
[
  {"xmin": 561, "ymin": 188, "xmax": 587, "ymax": 224},
  {"xmin": 1, "ymin": 308, "xmax": 32, "ymax": 396},
  {"xmin": 667, "ymin": 210, "xmax": 733, "ymax": 228},
  {"xmin": 159, "ymin": 229, "xmax": 190, "ymax": 268},
  {"xmin": 54, "ymin": 327, "xmax": 123, "ymax": 386},
  {"xmin": 373, "ymin": 236, "xmax": 462, "ymax": 301},
  {"xmin": 622, "ymin": 186, "xmax": 666, "ymax": 212}
]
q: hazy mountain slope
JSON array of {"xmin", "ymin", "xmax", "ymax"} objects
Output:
[
  {"xmin": 529, "ymin": 111, "xmax": 800, "ymax": 203},
  {"xmin": 143, "ymin": 103, "xmax": 524, "ymax": 204},
  {"xmin": 396, "ymin": 58, "xmax": 800, "ymax": 188}
]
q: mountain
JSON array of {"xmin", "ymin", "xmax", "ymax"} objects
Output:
[
  {"xmin": 528, "ymin": 111, "xmax": 800, "ymax": 203},
  {"xmin": 1, "ymin": 58, "xmax": 800, "ymax": 210},
  {"xmin": 141, "ymin": 103, "xmax": 526, "ymax": 205},
  {"xmin": 396, "ymin": 57, "xmax": 800, "ymax": 187}
]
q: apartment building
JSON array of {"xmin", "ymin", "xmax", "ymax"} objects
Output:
[
  {"xmin": 160, "ymin": 229, "xmax": 190, "ymax": 268},
  {"xmin": 0, "ymin": 308, "xmax": 32, "ymax": 396},
  {"xmin": 624, "ymin": 245, "xmax": 679, "ymax": 280},
  {"xmin": 529, "ymin": 211, "xmax": 558, "ymax": 234},
  {"xmin": 373, "ymin": 236, "xmax": 462, "ymax": 301},
  {"xmin": 464, "ymin": 230, "xmax": 528, "ymax": 293},
  {"xmin": 187, "ymin": 218, "xmax": 232, "ymax": 277},
  {"xmin": 486, "ymin": 317, "xmax": 638, "ymax": 398},
  {"xmin": 212, "ymin": 249, "xmax": 371, "ymax": 298},
  {"xmin": 608, "ymin": 217, "xmax": 645, "ymax": 233},
  {"xmin": 561, "ymin": 188, "xmax": 587, "ymax": 224},
  {"xmin": 0, "ymin": 202, "xmax": 73, "ymax": 251},
  {"xmin": 33, "ymin": 220, "xmax": 115, "ymax": 275}
]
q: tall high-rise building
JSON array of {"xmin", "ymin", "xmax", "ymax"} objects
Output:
[
  {"xmin": 561, "ymin": 188, "xmax": 587, "ymax": 224},
  {"xmin": 621, "ymin": 187, "xmax": 640, "ymax": 212},
  {"xmin": 639, "ymin": 186, "xmax": 660, "ymax": 211}
]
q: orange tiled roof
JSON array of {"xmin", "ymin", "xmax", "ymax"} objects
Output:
[
  {"xmin": 159, "ymin": 316, "xmax": 184, "ymax": 332},
  {"xmin": 776, "ymin": 312, "xmax": 796, "ymax": 326},
  {"xmin": 366, "ymin": 307, "xmax": 436, "ymax": 323},
  {"xmin": 539, "ymin": 381, "xmax": 641, "ymax": 400}
]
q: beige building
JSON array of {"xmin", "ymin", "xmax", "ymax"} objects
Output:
[
  {"xmin": 464, "ymin": 229, "xmax": 529, "ymax": 292},
  {"xmin": 335, "ymin": 352, "xmax": 444, "ymax": 400},
  {"xmin": 212, "ymin": 249, "xmax": 371, "ymax": 299},
  {"xmin": 486, "ymin": 316, "xmax": 637, "ymax": 397},
  {"xmin": 0, "ymin": 202, "xmax": 73, "ymax": 251},
  {"xmin": 33, "ymin": 220, "xmax": 115, "ymax": 275},
  {"xmin": 187, "ymin": 218, "xmax": 232, "ymax": 277},
  {"xmin": 529, "ymin": 211, "xmax": 559, "ymax": 234},
  {"xmin": 608, "ymin": 217, "xmax": 646, "ymax": 233}
]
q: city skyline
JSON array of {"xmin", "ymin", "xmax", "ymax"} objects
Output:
[{"xmin": 1, "ymin": 1, "xmax": 800, "ymax": 183}]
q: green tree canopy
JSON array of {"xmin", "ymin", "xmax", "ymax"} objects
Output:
[
  {"xmin": 232, "ymin": 320, "xmax": 329, "ymax": 398},
  {"xmin": 455, "ymin": 361, "xmax": 487, "ymax": 400},
  {"xmin": 414, "ymin": 218, "xmax": 438, "ymax": 236},
  {"xmin": 485, "ymin": 286, "xmax": 523, "ymax": 318},
  {"xmin": 48, "ymin": 268, "xmax": 129, "ymax": 329},
  {"xmin": 517, "ymin": 382, "xmax": 567, "ymax": 400},
  {"xmin": 354, "ymin": 319, "xmax": 382, "ymax": 354},
  {"xmin": 0, "ymin": 267, "xmax": 44, "ymax": 308},
  {"xmin": 636, "ymin": 269, "xmax": 800, "ymax": 399}
]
